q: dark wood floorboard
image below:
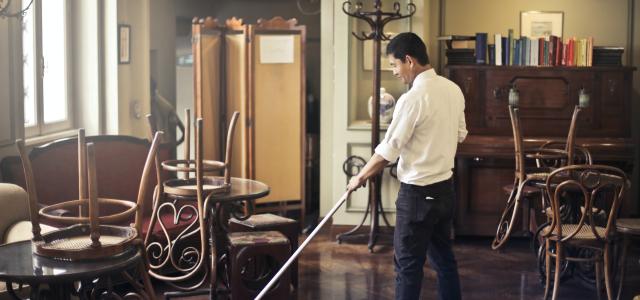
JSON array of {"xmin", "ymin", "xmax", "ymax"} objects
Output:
[{"xmin": 155, "ymin": 226, "xmax": 640, "ymax": 299}]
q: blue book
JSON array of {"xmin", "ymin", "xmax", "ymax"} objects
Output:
[
  {"xmin": 514, "ymin": 39, "xmax": 520, "ymax": 66},
  {"xmin": 475, "ymin": 32, "xmax": 488, "ymax": 64},
  {"xmin": 502, "ymin": 37, "xmax": 508, "ymax": 66},
  {"xmin": 488, "ymin": 44, "xmax": 495, "ymax": 65}
]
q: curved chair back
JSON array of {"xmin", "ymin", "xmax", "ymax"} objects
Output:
[{"xmin": 544, "ymin": 164, "xmax": 627, "ymax": 242}]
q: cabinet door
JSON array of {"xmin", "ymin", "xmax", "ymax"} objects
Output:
[
  {"xmin": 597, "ymin": 71, "xmax": 631, "ymax": 137},
  {"xmin": 455, "ymin": 156, "xmax": 517, "ymax": 236},
  {"xmin": 447, "ymin": 68, "xmax": 484, "ymax": 130}
]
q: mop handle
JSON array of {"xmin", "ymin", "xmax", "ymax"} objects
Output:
[{"xmin": 255, "ymin": 190, "xmax": 352, "ymax": 300}]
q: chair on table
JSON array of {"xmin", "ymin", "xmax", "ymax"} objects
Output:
[
  {"xmin": 15, "ymin": 129, "xmax": 162, "ymax": 297},
  {"xmin": 144, "ymin": 111, "xmax": 240, "ymax": 292},
  {"xmin": 0, "ymin": 134, "xmax": 171, "ymax": 236},
  {"xmin": 541, "ymin": 164, "xmax": 627, "ymax": 300},
  {"xmin": 492, "ymin": 105, "xmax": 587, "ymax": 250}
]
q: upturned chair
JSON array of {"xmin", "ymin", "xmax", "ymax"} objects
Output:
[
  {"xmin": 144, "ymin": 111, "xmax": 240, "ymax": 291},
  {"xmin": 15, "ymin": 129, "xmax": 162, "ymax": 297},
  {"xmin": 492, "ymin": 105, "xmax": 586, "ymax": 250},
  {"xmin": 541, "ymin": 164, "xmax": 627, "ymax": 300}
]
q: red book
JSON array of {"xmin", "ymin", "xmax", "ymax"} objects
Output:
[
  {"xmin": 538, "ymin": 38, "xmax": 545, "ymax": 66},
  {"xmin": 561, "ymin": 42, "xmax": 568, "ymax": 66},
  {"xmin": 568, "ymin": 38, "xmax": 575, "ymax": 66},
  {"xmin": 555, "ymin": 37, "xmax": 562, "ymax": 66}
]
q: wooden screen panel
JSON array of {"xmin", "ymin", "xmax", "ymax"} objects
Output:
[
  {"xmin": 252, "ymin": 33, "xmax": 303, "ymax": 204},
  {"xmin": 192, "ymin": 18, "xmax": 222, "ymax": 161},
  {"xmin": 225, "ymin": 30, "xmax": 249, "ymax": 178}
]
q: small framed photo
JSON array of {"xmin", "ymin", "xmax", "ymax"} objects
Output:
[
  {"xmin": 118, "ymin": 24, "xmax": 131, "ymax": 64},
  {"xmin": 520, "ymin": 11, "xmax": 563, "ymax": 39}
]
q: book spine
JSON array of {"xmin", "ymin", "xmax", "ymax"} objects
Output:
[
  {"xmin": 538, "ymin": 38, "xmax": 544, "ymax": 66},
  {"xmin": 587, "ymin": 36, "xmax": 593, "ymax": 67},
  {"xmin": 494, "ymin": 34, "xmax": 502, "ymax": 66},
  {"xmin": 502, "ymin": 37, "xmax": 509, "ymax": 66},
  {"xmin": 531, "ymin": 39, "xmax": 538, "ymax": 66},
  {"xmin": 508, "ymin": 29, "xmax": 514, "ymax": 66},
  {"xmin": 475, "ymin": 32, "xmax": 488, "ymax": 64},
  {"xmin": 488, "ymin": 44, "xmax": 495, "ymax": 65},
  {"xmin": 555, "ymin": 37, "xmax": 562, "ymax": 66},
  {"xmin": 514, "ymin": 39, "xmax": 520, "ymax": 66}
]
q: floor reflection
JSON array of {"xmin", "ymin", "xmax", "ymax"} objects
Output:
[{"xmin": 156, "ymin": 226, "xmax": 640, "ymax": 299}]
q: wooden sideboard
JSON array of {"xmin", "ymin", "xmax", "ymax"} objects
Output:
[{"xmin": 444, "ymin": 65, "xmax": 635, "ymax": 236}]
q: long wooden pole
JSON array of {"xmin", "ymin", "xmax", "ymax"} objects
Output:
[{"xmin": 254, "ymin": 190, "xmax": 352, "ymax": 300}]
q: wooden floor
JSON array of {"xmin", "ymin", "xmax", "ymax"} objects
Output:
[{"xmin": 156, "ymin": 226, "xmax": 640, "ymax": 299}]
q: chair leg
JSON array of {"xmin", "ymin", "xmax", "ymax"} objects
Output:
[
  {"xmin": 604, "ymin": 245, "xmax": 613, "ymax": 300},
  {"xmin": 552, "ymin": 242, "xmax": 562, "ymax": 300},
  {"xmin": 138, "ymin": 245, "xmax": 156, "ymax": 300},
  {"xmin": 616, "ymin": 236, "xmax": 629, "ymax": 300},
  {"xmin": 544, "ymin": 239, "xmax": 551, "ymax": 300},
  {"xmin": 139, "ymin": 260, "xmax": 156, "ymax": 300},
  {"xmin": 596, "ymin": 259, "xmax": 602, "ymax": 300}
]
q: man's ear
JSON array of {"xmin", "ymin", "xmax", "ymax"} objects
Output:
[{"xmin": 405, "ymin": 55, "xmax": 415, "ymax": 68}]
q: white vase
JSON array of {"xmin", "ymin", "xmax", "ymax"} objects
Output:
[{"xmin": 368, "ymin": 87, "xmax": 396, "ymax": 124}]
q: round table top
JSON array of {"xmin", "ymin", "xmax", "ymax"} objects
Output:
[
  {"xmin": 209, "ymin": 177, "xmax": 270, "ymax": 203},
  {"xmin": 0, "ymin": 241, "xmax": 140, "ymax": 284},
  {"xmin": 617, "ymin": 218, "xmax": 640, "ymax": 235}
]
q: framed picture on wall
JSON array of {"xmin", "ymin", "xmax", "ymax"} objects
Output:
[
  {"xmin": 520, "ymin": 11, "xmax": 563, "ymax": 39},
  {"xmin": 118, "ymin": 24, "xmax": 131, "ymax": 64}
]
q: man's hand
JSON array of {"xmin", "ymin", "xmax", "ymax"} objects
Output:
[{"xmin": 346, "ymin": 175, "xmax": 367, "ymax": 192}]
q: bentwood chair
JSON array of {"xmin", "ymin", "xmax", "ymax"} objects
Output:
[
  {"xmin": 15, "ymin": 129, "xmax": 162, "ymax": 298},
  {"xmin": 492, "ymin": 105, "xmax": 585, "ymax": 250},
  {"xmin": 542, "ymin": 164, "xmax": 627, "ymax": 300},
  {"xmin": 144, "ymin": 112, "xmax": 240, "ymax": 292}
]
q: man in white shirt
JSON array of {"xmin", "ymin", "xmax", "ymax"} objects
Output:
[{"xmin": 347, "ymin": 32, "xmax": 467, "ymax": 300}]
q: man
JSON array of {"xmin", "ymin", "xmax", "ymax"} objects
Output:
[{"xmin": 346, "ymin": 32, "xmax": 467, "ymax": 300}]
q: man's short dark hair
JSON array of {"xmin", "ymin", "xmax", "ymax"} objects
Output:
[{"xmin": 386, "ymin": 32, "xmax": 430, "ymax": 65}]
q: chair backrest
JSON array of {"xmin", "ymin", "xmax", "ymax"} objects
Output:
[
  {"xmin": 5, "ymin": 135, "xmax": 167, "ymax": 219},
  {"xmin": 545, "ymin": 164, "xmax": 627, "ymax": 242}
]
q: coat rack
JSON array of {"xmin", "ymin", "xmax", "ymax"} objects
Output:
[{"xmin": 337, "ymin": 0, "xmax": 415, "ymax": 252}]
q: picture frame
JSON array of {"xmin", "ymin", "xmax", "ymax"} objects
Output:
[
  {"xmin": 363, "ymin": 39, "xmax": 393, "ymax": 71},
  {"xmin": 520, "ymin": 11, "xmax": 563, "ymax": 39},
  {"xmin": 118, "ymin": 24, "xmax": 131, "ymax": 64}
]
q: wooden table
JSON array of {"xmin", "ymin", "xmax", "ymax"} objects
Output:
[{"xmin": 0, "ymin": 241, "xmax": 147, "ymax": 299}]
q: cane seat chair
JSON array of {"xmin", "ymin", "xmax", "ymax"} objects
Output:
[
  {"xmin": 541, "ymin": 165, "xmax": 627, "ymax": 300},
  {"xmin": 492, "ymin": 105, "xmax": 585, "ymax": 250},
  {"xmin": 14, "ymin": 129, "xmax": 161, "ymax": 296}
]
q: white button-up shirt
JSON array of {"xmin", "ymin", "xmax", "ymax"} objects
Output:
[{"xmin": 375, "ymin": 69, "xmax": 468, "ymax": 186}]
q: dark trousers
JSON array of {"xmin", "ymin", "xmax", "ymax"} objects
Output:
[{"xmin": 394, "ymin": 178, "xmax": 461, "ymax": 300}]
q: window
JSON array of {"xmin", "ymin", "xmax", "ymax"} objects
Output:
[{"xmin": 22, "ymin": 0, "xmax": 72, "ymax": 137}]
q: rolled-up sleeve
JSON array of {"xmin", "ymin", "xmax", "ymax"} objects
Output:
[{"xmin": 375, "ymin": 95, "xmax": 421, "ymax": 162}]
